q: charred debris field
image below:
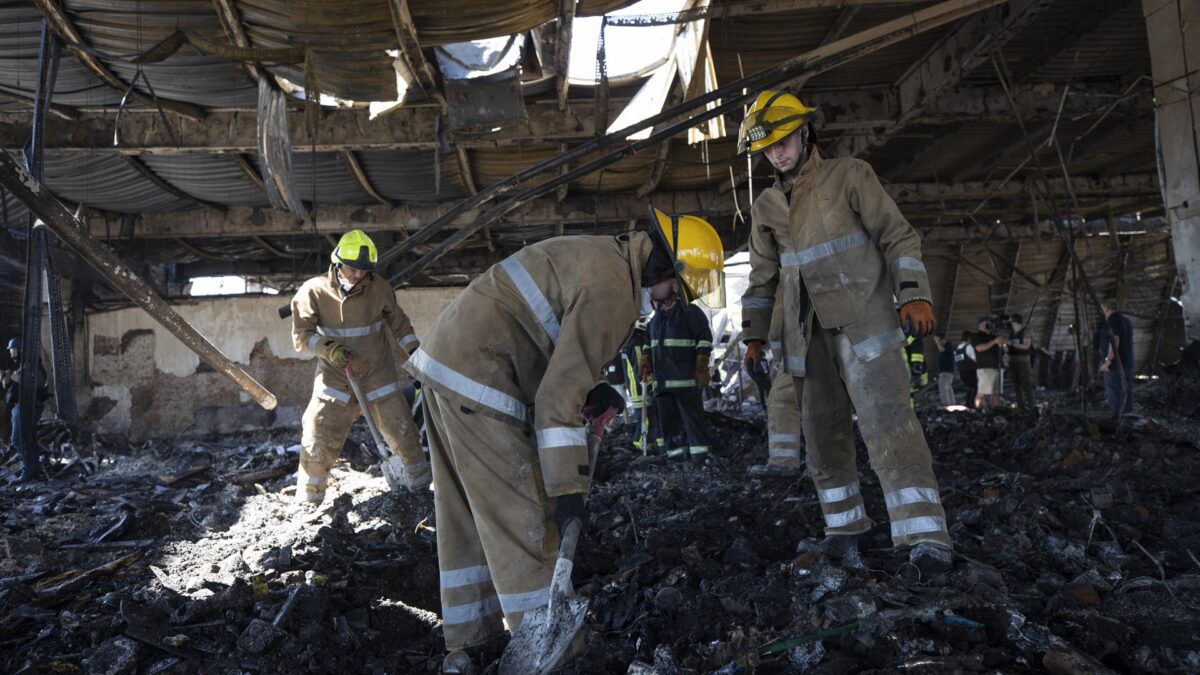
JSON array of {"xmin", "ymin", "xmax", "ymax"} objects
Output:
[{"xmin": 2, "ymin": 367, "xmax": 1199, "ymax": 674}]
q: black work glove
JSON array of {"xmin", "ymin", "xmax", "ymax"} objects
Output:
[
  {"xmin": 583, "ymin": 383, "xmax": 624, "ymax": 417},
  {"xmin": 553, "ymin": 493, "xmax": 588, "ymax": 537}
]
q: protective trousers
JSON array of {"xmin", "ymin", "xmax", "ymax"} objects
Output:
[
  {"xmin": 297, "ymin": 389, "xmax": 422, "ymax": 503},
  {"xmin": 796, "ymin": 322, "xmax": 952, "ymax": 549},
  {"xmin": 655, "ymin": 389, "xmax": 708, "ymax": 459},
  {"xmin": 1009, "ymin": 358, "xmax": 1036, "ymax": 410},
  {"xmin": 937, "ymin": 372, "xmax": 956, "ymax": 407},
  {"xmin": 766, "ymin": 370, "xmax": 802, "ymax": 468},
  {"xmin": 424, "ymin": 390, "xmax": 559, "ymax": 650}
]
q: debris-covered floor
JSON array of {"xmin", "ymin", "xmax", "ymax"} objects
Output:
[{"xmin": 3, "ymin": 362, "xmax": 1199, "ymax": 674}]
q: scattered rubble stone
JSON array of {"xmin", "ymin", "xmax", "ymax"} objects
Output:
[{"xmin": 2, "ymin": 372, "xmax": 1198, "ymax": 673}]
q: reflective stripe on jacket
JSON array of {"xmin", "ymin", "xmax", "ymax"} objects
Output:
[
  {"xmin": 646, "ymin": 301, "xmax": 713, "ymax": 392},
  {"xmin": 405, "ymin": 233, "xmax": 653, "ymax": 498},
  {"xmin": 291, "ymin": 265, "xmax": 419, "ymax": 405},
  {"xmin": 740, "ymin": 150, "xmax": 932, "ymax": 376}
]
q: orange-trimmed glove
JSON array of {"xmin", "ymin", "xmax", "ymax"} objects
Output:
[
  {"xmin": 899, "ymin": 300, "xmax": 935, "ymax": 341},
  {"xmin": 743, "ymin": 340, "xmax": 765, "ymax": 371}
]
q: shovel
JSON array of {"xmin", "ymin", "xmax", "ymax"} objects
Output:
[
  {"xmin": 497, "ymin": 517, "xmax": 588, "ymax": 674},
  {"xmin": 344, "ymin": 361, "xmax": 409, "ymax": 492},
  {"xmin": 498, "ymin": 432, "xmax": 600, "ymax": 674}
]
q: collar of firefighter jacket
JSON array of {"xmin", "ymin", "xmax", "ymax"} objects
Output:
[
  {"xmin": 625, "ymin": 231, "xmax": 654, "ymax": 306},
  {"xmin": 325, "ymin": 264, "xmax": 371, "ymax": 298},
  {"xmin": 775, "ymin": 147, "xmax": 823, "ymax": 193}
]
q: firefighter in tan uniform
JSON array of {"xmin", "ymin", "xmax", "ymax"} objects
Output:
[
  {"xmin": 290, "ymin": 230, "xmax": 430, "ymax": 504},
  {"xmin": 405, "ymin": 214, "xmax": 724, "ymax": 670},
  {"xmin": 737, "ymin": 91, "xmax": 954, "ymax": 574}
]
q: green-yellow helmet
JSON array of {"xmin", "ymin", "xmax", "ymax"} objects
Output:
[{"xmin": 331, "ymin": 229, "xmax": 377, "ymax": 270}]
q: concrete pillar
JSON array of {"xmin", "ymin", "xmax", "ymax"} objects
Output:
[{"xmin": 1144, "ymin": 0, "xmax": 1200, "ymax": 341}]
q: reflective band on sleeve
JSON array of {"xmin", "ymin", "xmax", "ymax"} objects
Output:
[
  {"xmin": 663, "ymin": 339, "xmax": 696, "ymax": 347},
  {"xmin": 442, "ymin": 596, "xmax": 502, "ymax": 625},
  {"xmin": 306, "ymin": 334, "xmax": 321, "ymax": 352},
  {"xmin": 666, "ymin": 447, "xmax": 686, "ymax": 458},
  {"xmin": 769, "ymin": 447, "xmax": 801, "ymax": 459},
  {"xmin": 696, "ymin": 341, "xmax": 713, "ymax": 349},
  {"xmin": 741, "ymin": 296, "xmax": 775, "ymax": 309},
  {"xmin": 440, "ymin": 564, "xmax": 492, "ymax": 588},
  {"xmin": 785, "ymin": 356, "xmax": 806, "ymax": 372},
  {"xmin": 317, "ymin": 385, "xmax": 351, "ymax": 404},
  {"xmin": 780, "ymin": 231, "xmax": 870, "ymax": 267},
  {"xmin": 649, "ymin": 339, "xmax": 659, "ymax": 348},
  {"xmin": 825, "ymin": 505, "xmax": 867, "ymax": 528},
  {"xmin": 536, "ymin": 426, "xmax": 587, "ymax": 449},
  {"xmin": 689, "ymin": 446, "xmax": 709, "ymax": 455},
  {"xmin": 769, "ymin": 433, "xmax": 801, "ymax": 446},
  {"xmin": 890, "ymin": 516, "xmax": 948, "ymax": 538},
  {"xmin": 884, "ymin": 487, "xmax": 942, "ymax": 510},
  {"xmin": 498, "ymin": 587, "xmax": 550, "ymax": 614},
  {"xmin": 316, "ymin": 320, "xmax": 384, "ymax": 338},
  {"xmin": 663, "ymin": 379, "xmax": 697, "ymax": 388},
  {"xmin": 365, "ymin": 381, "xmax": 401, "ymax": 402},
  {"xmin": 818, "ymin": 481, "xmax": 861, "ymax": 503},
  {"xmin": 400, "ymin": 333, "xmax": 419, "ymax": 349},
  {"xmin": 770, "ymin": 341, "xmax": 782, "ymax": 351},
  {"xmin": 852, "ymin": 328, "xmax": 905, "ymax": 362},
  {"xmin": 890, "ymin": 256, "xmax": 927, "ymax": 277},
  {"xmin": 408, "ymin": 349, "xmax": 528, "ymax": 421},
  {"xmin": 499, "ymin": 257, "xmax": 560, "ymax": 343}
]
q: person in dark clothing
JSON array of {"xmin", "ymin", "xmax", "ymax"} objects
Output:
[
  {"xmin": 1007, "ymin": 313, "xmax": 1036, "ymax": 412},
  {"xmin": 955, "ymin": 331, "xmax": 978, "ymax": 409},
  {"xmin": 6, "ymin": 338, "xmax": 49, "ymax": 482},
  {"xmin": 934, "ymin": 334, "xmax": 957, "ymax": 406},
  {"xmin": 970, "ymin": 318, "xmax": 1006, "ymax": 410},
  {"xmin": 1098, "ymin": 300, "xmax": 1135, "ymax": 415},
  {"xmin": 620, "ymin": 319, "xmax": 655, "ymax": 450},
  {"xmin": 643, "ymin": 296, "xmax": 713, "ymax": 463}
]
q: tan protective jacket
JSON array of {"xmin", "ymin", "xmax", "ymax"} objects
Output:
[
  {"xmin": 405, "ymin": 233, "xmax": 652, "ymax": 498},
  {"xmin": 291, "ymin": 265, "xmax": 420, "ymax": 406},
  {"xmin": 741, "ymin": 149, "xmax": 931, "ymax": 375}
]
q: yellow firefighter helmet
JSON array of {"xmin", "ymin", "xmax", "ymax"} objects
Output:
[
  {"xmin": 737, "ymin": 90, "xmax": 818, "ymax": 155},
  {"xmin": 651, "ymin": 208, "xmax": 726, "ymax": 308},
  {"xmin": 331, "ymin": 229, "xmax": 378, "ymax": 270}
]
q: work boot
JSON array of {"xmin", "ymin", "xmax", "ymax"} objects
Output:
[
  {"xmin": 795, "ymin": 534, "xmax": 863, "ymax": 569},
  {"xmin": 747, "ymin": 463, "xmax": 801, "ymax": 478},
  {"xmin": 908, "ymin": 542, "xmax": 954, "ymax": 576},
  {"xmin": 440, "ymin": 650, "xmax": 476, "ymax": 675}
]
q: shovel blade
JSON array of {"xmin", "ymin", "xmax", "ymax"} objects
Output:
[
  {"xmin": 380, "ymin": 455, "xmax": 408, "ymax": 492},
  {"xmin": 497, "ymin": 597, "xmax": 590, "ymax": 675}
]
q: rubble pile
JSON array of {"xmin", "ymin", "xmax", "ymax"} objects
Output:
[{"xmin": 2, "ymin": 378, "xmax": 1199, "ymax": 673}]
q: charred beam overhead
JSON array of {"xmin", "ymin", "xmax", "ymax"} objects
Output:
[
  {"xmin": 387, "ymin": 0, "xmax": 443, "ymax": 105},
  {"xmin": 1007, "ymin": 0, "xmax": 1136, "ymax": 84},
  {"xmin": 122, "ymin": 156, "xmax": 227, "ymax": 213},
  {"xmin": 2, "ymin": 81, "xmax": 1142, "ymax": 155},
  {"xmin": 829, "ymin": 0, "xmax": 1054, "ymax": 158},
  {"xmin": 85, "ymin": 173, "xmax": 1160, "ymax": 240},
  {"xmin": 211, "ymin": 0, "xmax": 264, "ymax": 85},
  {"xmin": 339, "ymin": 150, "xmax": 393, "ymax": 207},
  {"xmin": 555, "ymin": 0, "xmax": 577, "ymax": 111},
  {"xmin": 32, "ymin": 0, "xmax": 206, "ymax": 121}
]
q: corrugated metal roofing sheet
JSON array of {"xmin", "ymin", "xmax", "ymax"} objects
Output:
[
  {"xmin": 140, "ymin": 153, "xmax": 270, "ymax": 207},
  {"xmin": 356, "ymin": 149, "xmax": 467, "ymax": 202},
  {"xmin": 43, "ymin": 152, "xmax": 193, "ymax": 212}
]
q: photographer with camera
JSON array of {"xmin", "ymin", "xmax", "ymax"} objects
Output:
[
  {"xmin": 1007, "ymin": 313, "xmax": 1036, "ymax": 412},
  {"xmin": 970, "ymin": 317, "xmax": 1007, "ymax": 411}
]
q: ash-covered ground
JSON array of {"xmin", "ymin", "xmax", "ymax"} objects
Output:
[{"xmin": 2, "ymin": 361, "xmax": 1198, "ymax": 674}]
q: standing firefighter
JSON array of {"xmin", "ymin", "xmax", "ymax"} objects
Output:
[
  {"xmin": 737, "ymin": 90, "xmax": 954, "ymax": 574},
  {"xmin": 405, "ymin": 216, "xmax": 723, "ymax": 670},
  {"xmin": 290, "ymin": 230, "xmax": 429, "ymax": 505},
  {"xmin": 643, "ymin": 218, "xmax": 716, "ymax": 463}
]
